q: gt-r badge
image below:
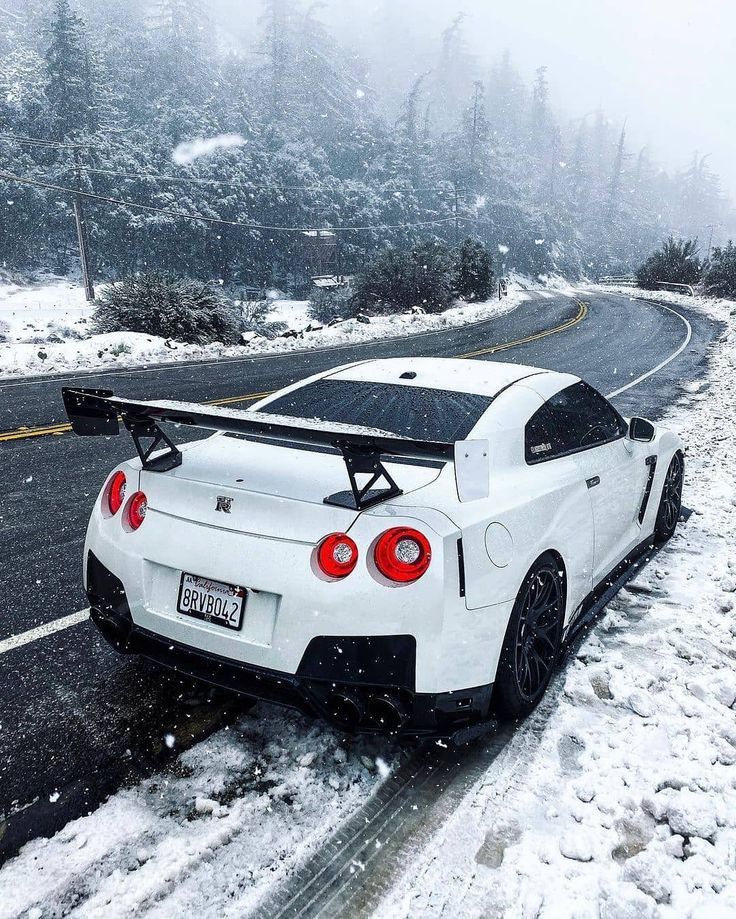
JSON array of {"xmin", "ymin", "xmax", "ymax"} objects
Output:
[{"xmin": 215, "ymin": 496, "xmax": 233, "ymax": 513}]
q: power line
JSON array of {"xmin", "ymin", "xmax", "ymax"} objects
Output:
[
  {"xmin": 0, "ymin": 132, "xmax": 88, "ymax": 150},
  {"xmin": 0, "ymin": 168, "xmax": 465, "ymax": 234},
  {"xmin": 60, "ymin": 164, "xmax": 460, "ymax": 195}
]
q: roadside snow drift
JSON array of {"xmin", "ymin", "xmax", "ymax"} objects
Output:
[{"xmin": 0, "ymin": 278, "xmax": 526, "ymax": 379}]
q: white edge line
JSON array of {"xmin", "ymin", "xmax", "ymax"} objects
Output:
[
  {"xmin": 605, "ymin": 296, "xmax": 692, "ymax": 398},
  {"xmin": 0, "ymin": 609, "xmax": 89, "ymax": 656},
  {"xmin": 0, "ymin": 293, "xmax": 693, "ymax": 656}
]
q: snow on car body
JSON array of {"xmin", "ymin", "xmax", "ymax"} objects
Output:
[{"xmin": 64, "ymin": 357, "xmax": 684, "ymax": 739}]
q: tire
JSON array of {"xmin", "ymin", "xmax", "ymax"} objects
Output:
[
  {"xmin": 492, "ymin": 552, "xmax": 565, "ymax": 720},
  {"xmin": 653, "ymin": 452, "xmax": 684, "ymax": 544}
]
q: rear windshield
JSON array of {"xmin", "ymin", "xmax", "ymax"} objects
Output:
[{"xmin": 258, "ymin": 379, "xmax": 493, "ymax": 443}]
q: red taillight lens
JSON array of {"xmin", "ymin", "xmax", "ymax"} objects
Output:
[
  {"xmin": 374, "ymin": 527, "xmax": 431, "ymax": 583},
  {"xmin": 127, "ymin": 491, "xmax": 147, "ymax": 530},
  {"xmin": 317, "ymin": 533, "xmax": 358, "ymax": 579},
  {"xmin": 107, "ymin": 471, "xmax": 127, "ymax": 515}
]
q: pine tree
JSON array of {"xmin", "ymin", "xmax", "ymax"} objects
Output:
[
  {"xmin": 44, "ymin": 0, "xmax": 96, "ymax": 138},
  {"xmin": 454, "ymin": 238, "xmax": 494, "ymax": 302}
]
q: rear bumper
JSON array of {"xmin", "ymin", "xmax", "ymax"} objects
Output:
[{"xmin": 87, "ymin": 552, "xmax": 493, "ymax": 738}]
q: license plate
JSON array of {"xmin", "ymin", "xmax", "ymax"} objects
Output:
[{"xmin": 176, "ymin": 573, "xmax": 246, "ymax": 631}]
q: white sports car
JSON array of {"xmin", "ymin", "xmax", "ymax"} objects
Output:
[{"xmin": 63, "ymin": 358, "xmax": 684, "ymax": 741}]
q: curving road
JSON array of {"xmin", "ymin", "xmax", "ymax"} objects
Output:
[{"xmin": 0, "ymin": 287, "xmax": 720, "ymax": 859}]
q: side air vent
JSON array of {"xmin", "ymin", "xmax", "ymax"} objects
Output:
[{"xmin": 638, "ymin": 456, "xmax": 658, "ymax": 524}]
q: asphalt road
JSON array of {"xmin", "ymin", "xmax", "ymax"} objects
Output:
[{"xmin": 0, "ymin": 287, "xmax": 721, "ymax": 859}]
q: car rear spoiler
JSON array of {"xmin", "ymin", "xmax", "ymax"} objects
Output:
[{"xmin": 62, "ymin": 388, "xmax": 490, "ymax": 510}]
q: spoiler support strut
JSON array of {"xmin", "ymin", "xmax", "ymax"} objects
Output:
[
  {"xmin": 324, "ymin": 442, "xmax": 403, "ymax": 511},
  {"xmin": 124, "ymin": 418, "xmax": 182, "ymax": 472}
]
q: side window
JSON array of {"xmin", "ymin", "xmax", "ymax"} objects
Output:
[
  {"xmin": 573, "ymin": 382, "xmax": 627, "ymax": 444},
  {"xmin": 525, "ymin": 382, "xmax": 625, "ymax": 463}
]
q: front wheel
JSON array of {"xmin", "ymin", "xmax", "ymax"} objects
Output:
[
  {"xmin": 653, "ymin": 452, "xmax": 684, "ymax": 544},
  {"xmin": 492, "ymin": 552, "xmax": 565, "ymax": 720}
]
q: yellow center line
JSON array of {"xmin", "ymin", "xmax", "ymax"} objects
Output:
[{"xmin": 0, "ymin": 300, "xmax": 587, "ymax": 444}]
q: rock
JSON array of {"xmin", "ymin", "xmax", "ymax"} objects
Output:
[
  {"xmin": 37, "ymin": 349, "xmax": 48, "ymax": 361},
  {"xmin": 622, "ymin": 851, "xmax": 671, "ymax": 903},
  {"xmin": 304, "ymin": 322, "xmax": 323, "ymax": 333},
  {"xmin": 299, "ymin": 751, "xmax": 317, "ymax": 767},
  {"xmin": 666, "ymin": 790, "xmax": 717, "ymax": 839},
  {"xmin": 559, "ymin": 833, "xmax": 593, "ymax": 862},
  {"xmin": 711, "ymin": 673, "xmax": 736, "ymax": 708},
  {"xmin": 47, "ymin": 332, "xmax": 65, "ymax": 343},
  {"xmin": 574, "ymin": 780, "xmax": 597, "ymax": 803},
  {"xmin": 194, "ymin": 796, "xmax": 220, "ymax": 815},
  {"xmin": 355, "ymin": 313, "xmax": 371, "ymax": 324},
  {"xmin": 599, "ymin": 882, "xmax": 658, "ymax": 919},
  {"xmin": 281, "ymin": 329, "xmax": 299, "ymax": 338},
  {"xmin": 641, "ymin": 789, "xmax": 675, "ymax": 821},
  {"xmin": 663, "ymin": 834, "xmax": 684, "ymax": 858},
  {"xmin": 627, "ymin": 690, "xmax": 655, "ymax": 718}
]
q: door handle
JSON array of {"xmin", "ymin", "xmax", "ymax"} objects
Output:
[{"xmin": 586, "ymin": 476, "xmax": 600, "ymax": 489}]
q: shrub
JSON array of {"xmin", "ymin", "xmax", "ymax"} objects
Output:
[
  {"xmin": 92, "ymin": 272, "xmax": 244, "ymax": 344},
  {"xmin": 240, "ymin": 298, "xmax": 270, "ymax": 326},
  {"xmin": 704, "ymin": 241, "xmax": 736, "ymax": 298},
  {"xmin": 454, "ymin": 238, "xmax": 494, "ymax": 302},
  {"xmin": 635, "ymin": 237, "xmax": 702, "ymax": 290},
  {"xmin": 352, "ymin": 241, "xmax": 455, "ymax": 314},
  {"xmin": 308, "ymin": 286, "xmax": 357, "ymax": 324}
]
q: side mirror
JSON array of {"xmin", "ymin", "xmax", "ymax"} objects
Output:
[{"xmin": 629, "ymin": 417, "xmax": 655, "ymax": 442}]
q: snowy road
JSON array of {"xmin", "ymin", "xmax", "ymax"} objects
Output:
[{"xmin": 0, "ymin": 288, "xmax": 721, "ymax": 862}]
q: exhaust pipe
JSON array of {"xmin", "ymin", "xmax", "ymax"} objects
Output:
[
  {"xmin": 326, "ymin": 691, "xmax": 363, "ymax": 729},
  {"xmin": 368, "ymin": 693, "xmax": 407, "ymax": 732}
]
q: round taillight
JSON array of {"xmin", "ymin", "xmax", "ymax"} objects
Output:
[
  {"xmin": 374, "ymin": 527, "xmax": 431, "ymax": 583},
  {"xmin": 317, "ymin": 533, "xmax": 358, "ymax": 579},
  {"xmin": 107, "ymin": 471, "xmax": 127, "ymax": 515},
  {"xmin": 127, "ymin": 491, "xmax": 148, "ymax": 530}
]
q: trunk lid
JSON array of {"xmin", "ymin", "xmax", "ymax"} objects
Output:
[{"xmin": 140, "ymin": 434, "xmax": 443, "ymax": 544}]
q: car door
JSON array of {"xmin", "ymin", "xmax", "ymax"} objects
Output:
[
  {"xmin": 573, "ymin": 438, "xmax": 645, "ymax": 581},
  {"xmin": 560, "ymin": 383, "xmax": 646, "ymax": 582}
]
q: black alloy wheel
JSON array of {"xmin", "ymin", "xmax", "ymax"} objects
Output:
[
  {"xmin": 494, "ymin": 553, "xmax": 565, "ymax": 719},
  {"xmin": 654, "ymin": 452, "xmax": 684, "ymax": 543}
]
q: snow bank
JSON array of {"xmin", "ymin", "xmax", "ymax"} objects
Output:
[
  {"xmin": 594, "ymin": 282, "xmax": 736, "ymax": 317},
  {"xmin": 0, "ymin": 278, "xmax": 527, "ymax": 380},
  {"xmin": 376, "ymin": 292, "xmax": 736, "ymax": 917},
  {"xmin": 0, "ymin": 708, "xmax": 397, "ymax": 918}
]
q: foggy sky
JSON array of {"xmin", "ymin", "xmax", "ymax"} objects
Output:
[{"xmin": 213, "ymin": 0, "xmax": 736, "ymax": 203}]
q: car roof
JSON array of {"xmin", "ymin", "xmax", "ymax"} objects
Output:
[{"xmin": 325, "ymin": 357, "xmax": 576, "ymax": 399}]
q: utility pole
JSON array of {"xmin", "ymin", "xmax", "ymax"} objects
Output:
[{"xmin": 72, "ymin": 147, "xmax": 95, "ymax": 301}]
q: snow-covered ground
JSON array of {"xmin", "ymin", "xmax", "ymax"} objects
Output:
[
  {"xmin": 0, "ymin": 711, "xmax": 397, "ymax": 919},
  {"xmin": 0, "ymin": 277, "xmax": 527, "ymax": 379},
  {"xmin": 598, "ymin": 282, "xmax": 736, "ymax": 317},
  {"xmin": 377, "ymin": 291, "xmax": 736, "ymax": 918}
]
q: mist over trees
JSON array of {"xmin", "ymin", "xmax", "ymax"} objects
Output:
[{"xmin": 0, "ymin": 0, "xmax": 733, "ymax": 290}]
